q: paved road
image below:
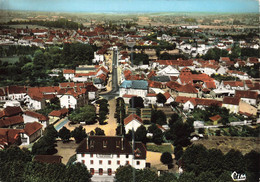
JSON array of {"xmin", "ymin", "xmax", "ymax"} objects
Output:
[{"xmin": 101, "ymin": 48, "xmax": 119, "ymax": 100}]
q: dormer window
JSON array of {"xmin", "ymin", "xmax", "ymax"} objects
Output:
[
  {"xmin": 90, "ymin": 141, "xmax": 94, "ymax": 148},
  {"xmin": 103, "ymin": 141, "xmax": 108, "ymax": 148},
  {"xmin": 116, "ymin": 141, "xmax": 120, "ymax": 148}
]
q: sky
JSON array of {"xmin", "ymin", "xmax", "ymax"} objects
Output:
[{"xmin": 0, "ymin": 0, "xmax": 259, "ymax": 13}]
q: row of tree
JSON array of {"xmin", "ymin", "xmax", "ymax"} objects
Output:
[{"xmin": 6, "ymin": 19, "xmax": 84, "ymax": 29}]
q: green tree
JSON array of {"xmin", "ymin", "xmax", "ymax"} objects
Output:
[
  {"xmin": 94, "ymin": 127, "xmax": 105, "ymax": 136},
  {"xmin": 156, "ymin": 93, "xmax": 167, "ymax": 104},
  {"xmin": 160, "ymin": 152, "xmax": 173, "ymax": 165},
  {"xmin": 223, "ymin": 149, "xmax": 245, "ymax": 173},
  {"xmin": 71, "ymin": 126, "xmax": 87, "ymax": 143},
  {"xmin": 69, "ymin": 105, "xmax": 96, "ymax": 124},
  {"xmin": 135, "ymin": 125, "xmax": 147, "ymax": 144},
  {"xmin": 174, "ymin": 145, "xmax": 183, "ymax": 161},
  {"xmin": 58, "ymin": 126, "xmax": 71, "ymax": 142},
  {"xmin": 129, "ymin": 96, "xmax": 144, "ymax": 108},
  {"xmin": 181, "ymin": 144, "xmax": 209, "ymax": 175},
  {"xmin": 151, "ymin": 110, "xmax": 167, "ymax": 125},
  {"xmin": 66, "ymin": 162, "xmax": 92, "ymax": 182},
  {"xmin": 178, "ymin": 172, "xmax": 196, "ymax": 182},
  {"xmin": 157, "ymin": 172, "xmax": 177, "ymax": 182}
]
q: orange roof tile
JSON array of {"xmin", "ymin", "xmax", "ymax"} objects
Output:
[{"xmin": 124, "ymin": 114, "xmax": 143, "ymax": 125}]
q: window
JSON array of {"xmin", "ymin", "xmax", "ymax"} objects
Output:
[
  {"xmin": 90, "ymin": 160, "xmax": 94, "ymax": 164},
  {"xmin": 126, "ymin": 161, "xmax": 129, "ymax": 165},
  {"xmin": 99, "ymin": 168, "xmax": 103, "ymax": 175},
  {"xmin": 99, "ymin": 160, "xmax": 102, "ymax": 165},
  {"xmin": 90, "ymin": 168, "xmax": 94, "ymax": 175},
  {"xmin": 117, "ymin": 154, "xmax": 120, "ymax": 158},
  {"xmin": 117, "ymin": 161, "xmax": 120, "ymax": 165},
  {"xmin": 81, "ymin": 154, "xmax": 85, "ymax": 157},
  {"xmin": 82, "ymin": 160, "xmax": 85, "ymax": 164},
  {"xmin": 90, "ymin": 154, "xmax": 94, "ymax": 157},
  {"xmin": 136, "ymin": 161, "xmax": 140, "ymax": 165},
  {"xmin": 108, "ymin": 160, "xmax": 111, "ymax": 165},
  {"xmin": 108, "ymin": 168, "xmax": 112, "ymax": 176},
  {"xmin": 126, "ymin": 154, "xmax": 129, "ymax": 158}
]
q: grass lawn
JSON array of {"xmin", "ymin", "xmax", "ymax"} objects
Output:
[
  {"xmin": 0, "ymin": 56, "xmax": 19, "ymax": 63},
  {"xmin": 146, "ymin": 143, "xmax": 174, "ymax": 153}
]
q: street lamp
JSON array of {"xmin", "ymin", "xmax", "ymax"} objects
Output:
[{"xmin": 126, "ymin": 37, "xmax": 136, "ymax": 67}]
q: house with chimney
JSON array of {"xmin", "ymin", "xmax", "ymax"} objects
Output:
[{"xmin": 76, "ymin": 136, "xmax": 146, "ymax": 178}]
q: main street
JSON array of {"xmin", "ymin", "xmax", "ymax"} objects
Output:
[{"xmin": 100, "ymin": 48, "xmax": 119, "ymax": 100}]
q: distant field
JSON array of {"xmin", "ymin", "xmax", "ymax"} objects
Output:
[
  {"xmin": 0, "ymin": 56, "xmax": 19, "ymax": 63},
  {"xmin": 146, "ymin": 143, "xmax": 174, "ymax": 153},
  {"xmin": 193, "ymin": 136, "xmax": 260, "ymax": 154}
]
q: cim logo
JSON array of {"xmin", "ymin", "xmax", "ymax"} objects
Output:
[{"xmin": 231, "ymin": 171, "xmax": 246, "ymax": 181}]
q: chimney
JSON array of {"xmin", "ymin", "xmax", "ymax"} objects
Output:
[
  {"xmin": 121, "ymin": 137, "xmax": 124, "ymax": 150},
  {"xmin": 86, "ymin": 137, "xmax": 89, "ymax": 150}
]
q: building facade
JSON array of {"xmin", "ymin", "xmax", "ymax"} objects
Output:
[{"xmin": 76, "ymin": 136, "xmax": 146, "ymax": 178}]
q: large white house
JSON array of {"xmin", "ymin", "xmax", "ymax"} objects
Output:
[{"xmin": 76, "ymin": 136, "xmax": 146, "ymax": 180}]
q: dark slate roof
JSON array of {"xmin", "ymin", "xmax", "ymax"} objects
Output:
[
  {"xmin": 93, "ymin": 78, "xmax": 104, "ymax": 84},
  {"xmin": 76, "ymin": 136, "xmax": 146, "ymax": 159},
  {"xmin": 150, "ymin": 76, "xmax": 170, "ymax": 82},
  {"xmin": 76, "ymin": 67, "xmax": 96, "ymax": 71}
]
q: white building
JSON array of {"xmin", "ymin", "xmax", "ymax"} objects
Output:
[
  {"xmin": 76, "ymin": 136, "xmax": 146, "ymax": 179},
  {"xmin": 124, "ymin": 114, "xmax": 143, "ymax": 134},
  {"xmin": 119, "ymin": 80, "xmax": 148, "ymax": 98},
  {"xmin": 63, "ymin": 69, "xmax": 75, "ymax": 80},
  {"xmin": 157, "ymin": 65, "xmax": 180, "ymax": 77},
  {"xmin": 23, "ymin": 111, "xmax": 49, "ymax": 129}
]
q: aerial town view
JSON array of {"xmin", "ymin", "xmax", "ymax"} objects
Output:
[{"xmin": 0, "ymin": 0, "xmax": 259, "ymax": 182}]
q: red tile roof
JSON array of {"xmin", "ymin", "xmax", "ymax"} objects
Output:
[
  {"xmin": 148, "ymin": 81, "xmax": 162, "ymax": 88},
  {"xmin": 175, "ymin": 96, "xmax": 192, "ymax": 103},
  {"xmin": 209, "ymin": 115, "xmax": 222, "ymax": 121},
  {"xmin": 7, "ymin": 86, "xmax": 27, "ymax": 94},
  {"xmin": 0, "ymin": 106, "xmax": 23, "ymax": 118},
  {"xmin": 166, "ymin": 81, "xmax": 182, "ymax": 90},
  {"xmin": 24, "ymin": 111, "xmax": 48, "ymax": 121},
  {"xmin": 48, "ymin": 108, "xmax": 68, "ymax": 117},
  {"xmin": 124, "ymin": 114, "xmax": 143, "ymax": 125},
  {"xmin": 122, "ymin": 94, "xmax": 137, "ymax": 98},
  {"xmin": 0, "ymin": 128, "xmax": 22, "ymax": 146},
  {"xmin": 23, "ymin": 122, "xmax": 42, "ymax": 136},
  {"xmin": 223, "ymin": 97, "xmax": 240, "ymax": 105},
  {"xmin": 163, "ymin": 92, "xmax": 171, "ymax": 100},
  {"xmin": 0, "ymin": 115, "xmax": 24, "ymax": 127},
  {"xmin": 223, "ymin": 81, "xmax": 244, "ymax": 87},
  {"xmin": 146, "ymin": 93, "xmax": 157, "ymax": 97},
  {"xmin": 176, "ymin": 84, "xmax": 198, "ymax": 93},
  {"xmin": 235, "ymin": 90, "xmax": 258, "ymax": 100}
]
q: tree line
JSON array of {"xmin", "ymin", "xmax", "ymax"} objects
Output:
[{"xmin": 6, "ymin": 18, "xmax": 84, "ymax": 29}]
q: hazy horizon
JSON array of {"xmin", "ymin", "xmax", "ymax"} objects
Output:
[{"xmin": 1, "ymin": 0, "xmax": 259, "ymax": 13}]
